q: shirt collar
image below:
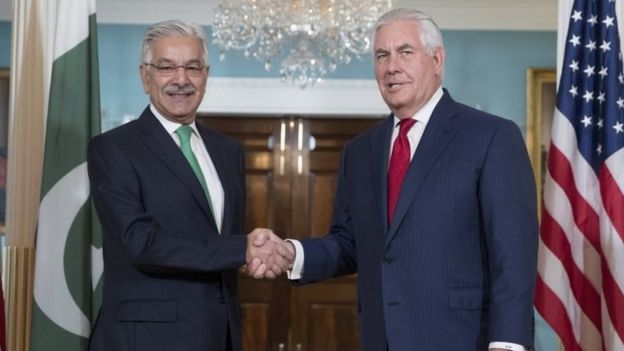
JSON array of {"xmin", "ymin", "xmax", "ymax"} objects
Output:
[
  {"xmin": 150, "ymin": 104, "xmax": 200, "ymax": 137},
  {"xmin": 393, "ymin": 86, "xmax": 444, "ymax": 127}
]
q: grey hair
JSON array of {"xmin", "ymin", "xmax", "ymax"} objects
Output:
[
  {"xmin": 141, "ymin": 19, "xmax": 209, "ymax": 66},
  {"xmin": 371, "ymin": 8, "xmax": 444, "ymax": 57}
]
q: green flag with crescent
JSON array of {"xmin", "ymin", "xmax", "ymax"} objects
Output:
[{"xmin": 31, "ymin": 0, "xmax": 102, "ymax": 350}]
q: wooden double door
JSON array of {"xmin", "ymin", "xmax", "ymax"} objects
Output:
[{"xmin": 198, "ymin": 116, "xmax": 380, "ymax": 351}]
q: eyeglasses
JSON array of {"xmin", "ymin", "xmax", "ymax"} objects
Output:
[{"xmin": 144, "ymin": 62, "xmax": 207, "ymax": 77}]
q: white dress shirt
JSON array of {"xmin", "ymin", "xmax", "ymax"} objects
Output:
[
  {"xmin": 151, "ymin": 105, "xmax": 225, "ymax": 232},
  {"xmin": 388, "ymin": 87, "xmax": 442, "ymax": 161}
]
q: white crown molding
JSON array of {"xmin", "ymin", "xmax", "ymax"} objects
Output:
[
  {"xmin": 96, "ymin": 0, "xmax": 218, "ymax": 25},
  {"xmin": 400, "ymin": 0, "xmax": 557, "ymax": 31},
  {"xmin": 0, "ymin": 0, "xmax": 558, "ymax": 31},
  {"xmin": 95, "ymin": 0, "xmax": 557, "ymax": 31},
  {"xmin": 200, "ymin": 78, "xmax": 389, "ymax": 116}
]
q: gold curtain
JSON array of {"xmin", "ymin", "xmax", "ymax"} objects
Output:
[{"xmin": 6, "ymin": 1, "xmax": 57, "ymax": 350}]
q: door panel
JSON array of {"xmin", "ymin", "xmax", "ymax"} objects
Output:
[
  {"xmin": 309, "ymin": 174, "xmax": 336, "ymax": 237},
  {"xmin": 290, "ymin": 118, "xmax": 377, "ymax": 351},
  {"xmin": 199, "ymin": 117, "xmax": 284, "ymax": 351},
  {"xmin": 198, "ymin": 115, "xmax": 381, "ymax": 351},
  {"xmin": 292, "ymin": 282, "xmax": 359, "ymax": 351}
]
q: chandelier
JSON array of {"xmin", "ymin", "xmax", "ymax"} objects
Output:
[{"xmin": 211, "ymin": 0, "xmax": 392, "ymax": 88}]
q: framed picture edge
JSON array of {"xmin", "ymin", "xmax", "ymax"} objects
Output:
[
  {"xmin": 526, "ymin": 67, "xmax": 556, "ymax": 220},
  {"xmin": 0, "ymin": 67, "xmax": 7, "ymax": 234}
]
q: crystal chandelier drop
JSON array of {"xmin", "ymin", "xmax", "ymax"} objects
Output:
[{"xmin": 211, "ymin": 0, "xmax": 392, "ymax": 88}]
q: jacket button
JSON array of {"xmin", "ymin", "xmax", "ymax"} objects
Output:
[
  {"xmin": 383, "ymin": 255, "xmax": 394, "ymax": 264},
  {"xmin": 217, "ymin": 296, "xmax": 225, "ymax": 304}
]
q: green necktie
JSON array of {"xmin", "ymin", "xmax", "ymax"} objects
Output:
[{"xmin": 175, "ymin": 125, "xmax": 214, "ymax": 215}]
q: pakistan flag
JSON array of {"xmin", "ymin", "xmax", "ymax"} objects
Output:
[{"xmin": 31, "ymin": 0, "xmax": 102, "ymax": 350}]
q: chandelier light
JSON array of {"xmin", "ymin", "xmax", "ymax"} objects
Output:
[{"xmin": 211, "ymin": 0, "xmax": 392, "ymax": 88}]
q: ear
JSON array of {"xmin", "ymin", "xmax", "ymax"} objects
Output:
[
  {"xmin": 139, "ymin": 65, "xmax": 151, "ymax": 94},
  {"xmin": 432, "ymin": 47, "xmax": 445, "ymax": 76}
]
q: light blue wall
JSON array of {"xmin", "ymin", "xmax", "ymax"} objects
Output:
[
  {"xmin": 0, "ymin": 22, "xmax": 560, "ymax": 129},
  {"xmin": 0, "ymin": 20, "xmax": 560, "ymax": 350},
  {"xmin": 97, "ymin": 24, "xmax": 557, "ymax": 132},
  {"xmin": 0, "ymin": 24, "xmax": 560, "ymax": 142},
  {"xmin": 444, "ymin": 30, "xmax": 556, "ymax": 130},
  {"xmin": 0, "ymin": 21, "xmax": 10, "ymax": 68},
  {"xmin": 97, "ymin": 24, "xmax": 147, "ymax": 130}
]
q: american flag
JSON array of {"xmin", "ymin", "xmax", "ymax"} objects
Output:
[{"xmin": 535, "ymin": 0, "xmax": 624, "ymax": 350}]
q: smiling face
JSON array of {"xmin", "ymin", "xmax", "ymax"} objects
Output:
[
  {"xmin": 373, "ymin": 20, "xmax": 444, "ymax": 119},
  {"xmin": 140, "ymin": 36, "xmax": 208, "ymax": 125}
]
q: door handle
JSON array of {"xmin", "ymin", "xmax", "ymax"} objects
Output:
[{"xmin": 296, "ymin": 119, "xmax": 303, "ymax": 174}]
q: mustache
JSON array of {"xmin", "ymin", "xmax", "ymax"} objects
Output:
[{"xmin": 163, "ymin": 84, "xmax": 196, "ymax": 94}]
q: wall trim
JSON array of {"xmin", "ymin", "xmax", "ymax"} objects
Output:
[{"xmin": 200, "ymin": 78, "xmax": 389, "ymax": 117}]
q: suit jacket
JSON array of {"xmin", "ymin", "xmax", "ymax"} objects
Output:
[
  {"xmin": 87, "ymin": 107, "xmax": 247, "ymax": 351},
  {"xmin": 299, "ymin": 91, "xmax": 538, "ymax": 350}
]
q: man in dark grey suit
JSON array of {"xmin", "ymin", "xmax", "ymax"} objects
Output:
[
  {"xmin": 87, "ymin": 20, "xmax": 292, "ymax": 351},
  {"xmin": 251, "ymin": 8, "xmax": 538, "ymax": 351}
]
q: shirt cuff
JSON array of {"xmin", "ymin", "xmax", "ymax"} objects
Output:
[
  {"xmin": 488, "ymin": 341, "xmax": 527, "ymax": 350},
  {"xmin": 285, "ymin": 239, "xmax": 304, "ymax": 280}
]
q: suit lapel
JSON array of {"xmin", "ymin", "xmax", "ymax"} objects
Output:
[
  {"xmin": 386, "ymin": 92, "xmax": 460, "ymax": 242},
  {"xmin": 137, "ymin": 108, "xmax": 218, "ymax": 231}
]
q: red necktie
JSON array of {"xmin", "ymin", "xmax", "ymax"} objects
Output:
[{"xmin": 387, "ymin": 118, "xmax": 416, "ymax": 224}]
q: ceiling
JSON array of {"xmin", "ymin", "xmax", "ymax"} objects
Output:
[{"xmin": 0, "ymin": 0, "xmax": 557, "ymax": 31}]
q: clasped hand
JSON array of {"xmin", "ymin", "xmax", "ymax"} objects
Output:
[{"xmin": 243, "ymin": 228, "xmax": 295, "ymax": 279}]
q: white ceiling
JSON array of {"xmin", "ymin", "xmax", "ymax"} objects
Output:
[{"xmin": 0, "ymin": 0, "xmax": 557, "ymax": 31}]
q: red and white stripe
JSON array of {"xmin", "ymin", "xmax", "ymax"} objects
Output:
[{"xmin": 535, "ymin": 108, "xmax": 624, "ymax": 351}]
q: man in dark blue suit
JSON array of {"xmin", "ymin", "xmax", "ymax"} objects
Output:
[
  {"xmin": 87, "ymin": 20, "xmax": 292, "ymax": 351},
  {"xmin": 251, "ymin": 8, "xmax": 538, "ymax": 351}
]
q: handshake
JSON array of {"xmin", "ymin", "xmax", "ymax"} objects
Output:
[{"xmin": 243, "ymin": 228, "xmax": 295, "ymax": 280}]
